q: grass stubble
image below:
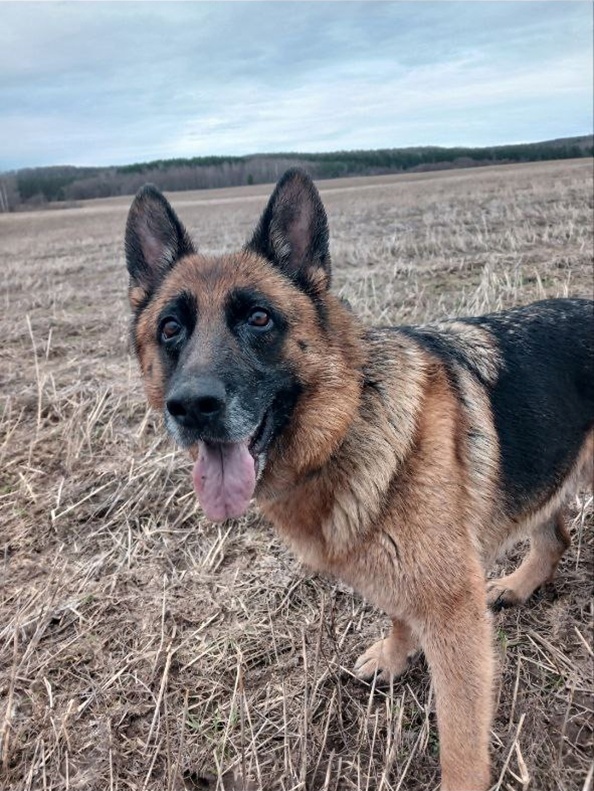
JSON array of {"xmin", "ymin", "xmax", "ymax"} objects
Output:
[{"xmin": 1, "ymin": 159, "xmax": 593, "ymax": 791}]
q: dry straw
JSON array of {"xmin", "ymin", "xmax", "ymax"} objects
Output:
[{"xmin": 1, "ymin": 159, "xmax": 592, "ymax": 790}]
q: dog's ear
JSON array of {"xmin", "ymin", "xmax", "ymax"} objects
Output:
[
  {"xmin": 125, "ymin": 184, "xmax": 195, "ymax": 309},
  {"xmin": 247, "ymin": 168, "xmax": 331, "ymax": 291}
]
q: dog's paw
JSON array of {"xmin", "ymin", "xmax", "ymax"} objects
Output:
[
  {"xmin": 486, "ymin": 579, "xmax": 523, "ymax": 611},
  {"xmin": 353, "ymin": 638, "xmax": 410, "ymax": 684}
]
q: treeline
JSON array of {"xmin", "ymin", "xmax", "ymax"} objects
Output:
[{"xmin": 1, "ymin": 135, "xmax": 592, "ymax": 211}]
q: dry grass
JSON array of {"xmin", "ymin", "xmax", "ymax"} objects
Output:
[{"xmin": 1, "ymin": 159, "xmax": 593, "ymax": 791}]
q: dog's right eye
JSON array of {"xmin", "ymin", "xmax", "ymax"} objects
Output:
[
  {"xmin": 247, "ymin": 308, "xmax": 272, "ymax": 329},
  {"xmin": 160, "ymin": 318, "xmax": 182, "ymax": 342}
]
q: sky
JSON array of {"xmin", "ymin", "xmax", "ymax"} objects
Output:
[{"xmin": 0, "ymin": 1, "xmax": 592, "ymax": 171}]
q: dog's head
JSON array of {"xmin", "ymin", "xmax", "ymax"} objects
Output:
[{"xmin": 125, "ymin": 169, "xmax": 359, "ymax": 522}]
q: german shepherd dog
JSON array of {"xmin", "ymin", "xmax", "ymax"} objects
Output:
[{"xmin": 125, "ymin": 169, "xmax": 593, "ymax": 790}]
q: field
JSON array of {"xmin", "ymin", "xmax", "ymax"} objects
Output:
[{"xmin": 1, "ymin": 159, "xmax": 593, "ymax": 791}]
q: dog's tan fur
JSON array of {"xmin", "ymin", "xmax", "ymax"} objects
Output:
[{"xmin": 126, "ymin": 174, "xmax": 593, "ymax": 791}]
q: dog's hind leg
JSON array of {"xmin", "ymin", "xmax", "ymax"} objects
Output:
[
  {"xmin": 487, "ymin": 511, "xmax": 571, "ymax": 609},
  {"xmin": 354, "ymin": 618, "xmax": 417, "ymax": 683}
]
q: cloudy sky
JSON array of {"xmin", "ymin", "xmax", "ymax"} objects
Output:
[{"xmin": 1, "ymin": 2, "xmax": 592, "ymax": 171}]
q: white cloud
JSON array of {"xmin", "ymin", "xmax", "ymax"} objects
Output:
[{"xmin": 0, "ymin": 2, "xmax": 591, "ymax": 169}]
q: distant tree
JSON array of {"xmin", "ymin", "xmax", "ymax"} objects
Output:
[
  {"xmin": 0, "ymin": 175, "xmax": 20, "ymax": 212},
  {"xmin": 3, "ymin": 135, "xmax": 591, "ymax": 209}
]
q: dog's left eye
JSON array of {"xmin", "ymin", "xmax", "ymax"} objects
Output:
[
  {"xmin": 247, "ymin": 309, "xmax": 272, "ymax": 329},
  {"xmin": 161, "ymin": 318, "xmax": 182, "ymax": 342}
]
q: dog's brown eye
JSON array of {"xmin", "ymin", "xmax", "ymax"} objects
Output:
[
  {"xmin": 247, "ymin": 309, "xmax": 271, "ymax": 328},
  {"xmin": 161, "ymin": 319, "xmax": 182, "ymax": 341}
]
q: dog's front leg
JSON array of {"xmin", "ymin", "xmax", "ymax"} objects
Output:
[{"xmin": 419, "ymin": 581, "xmax": 494, "ymax": 791}]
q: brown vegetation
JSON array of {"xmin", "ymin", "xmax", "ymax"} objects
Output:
[{"xmin": 1, "ymin": 159, "xmax": 593, "ymax": 790}]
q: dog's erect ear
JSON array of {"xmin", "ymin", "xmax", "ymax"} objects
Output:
[
  {"xmin": 247, "ymin": 168, "xmax": 331, "ymax": 291},
  {"xmin": 125, "ymin": 185, "xmax": 195, "ymax": 308}
]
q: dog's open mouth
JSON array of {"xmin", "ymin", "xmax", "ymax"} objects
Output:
[
  {"xmin": 192, "ymin": 411, "xmax": 274, "ymax": 522},
  {"xmin": 248, "ymin": 408, "xmax": 275, "ymax": 461}
]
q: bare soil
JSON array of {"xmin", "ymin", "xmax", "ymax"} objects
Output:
[{"xmin": 1, "ymin": 159, "xmax": 593, "ymax": 791}]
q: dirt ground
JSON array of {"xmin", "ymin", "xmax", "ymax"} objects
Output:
[{"xmin": 1, "ymin": 159, "xmax": 593, "ymax": 791}]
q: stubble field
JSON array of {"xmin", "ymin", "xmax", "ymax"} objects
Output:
[{"xmin": 1, "ymin": 159, "xmax": 593, "ymax": 791}]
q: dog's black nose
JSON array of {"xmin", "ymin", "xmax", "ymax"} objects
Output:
[{"xmin": 166, "ymin": 378, "xmax": 227, "ymax": 427}]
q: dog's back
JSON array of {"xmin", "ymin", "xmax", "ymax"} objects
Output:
[
  {"xmin": 469, "ymin": 298, "xmax": 593, "ymax": 511},
  {"xmin": 398, "ymin": 298, "xmax": 593, "ymax": 518}
]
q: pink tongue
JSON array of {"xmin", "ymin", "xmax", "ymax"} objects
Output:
[{"xmin": 192, "ymin": 442, "xmax": 256, "ymax": 522}]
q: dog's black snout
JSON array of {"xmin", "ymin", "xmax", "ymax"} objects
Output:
[
  {"xmin": 166, "ymin": 378, "xmax": 227, "ymax": 427},
  {"xmin": 168, "ymin": 394, "xmax": 223, "ymax": 418}
]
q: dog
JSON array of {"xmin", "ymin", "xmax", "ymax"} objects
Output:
[{"xmin": 125, "ymin": 169, "xmax": 594, "ymax": 790}]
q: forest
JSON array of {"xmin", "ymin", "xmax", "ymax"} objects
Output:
[{"xmin": 0, "ymin": 135, "xmax": 592, "ymax": 211}]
